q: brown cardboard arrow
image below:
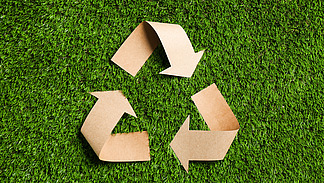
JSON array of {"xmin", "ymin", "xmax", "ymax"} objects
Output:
[
  {"xmin": 111, "ymin": 21, "xmax": 204, "ymax": 77},
  {"xmin": 81, "ymin": 90, "xmax": 150, "ymax": 161},
  {"xmin": 170, "ymin": 83, "xmax": 240, "ymax": 172}
]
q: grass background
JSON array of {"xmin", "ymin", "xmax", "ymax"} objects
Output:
[{"xmin": 1, "ymin": 0, "xmax": 323, "ymax": 181}]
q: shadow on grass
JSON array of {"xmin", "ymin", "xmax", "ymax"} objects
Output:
[{"xmin": 77, "ymin": 131, "xmax": 104, "ymax": 165}]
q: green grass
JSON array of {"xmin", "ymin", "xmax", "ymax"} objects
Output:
[{"xmin": 1, "ymin": 0, "xmax": 323, "ymax": 181}]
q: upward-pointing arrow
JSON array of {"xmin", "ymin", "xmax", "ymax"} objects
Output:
[
  {"xmin": 81, "ymin": 91, "xmax": 150, "ymax": 162},
  {"xmin": 111, "ymin": 21, "xmax": 204, "ymax": 78}
]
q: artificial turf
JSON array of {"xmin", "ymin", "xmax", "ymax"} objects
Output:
[{"xmin": 1, "ymin": 0, "xmax": 323, "ymax": 181}]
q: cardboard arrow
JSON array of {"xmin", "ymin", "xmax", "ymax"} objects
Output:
[
  {"xmin": 81, "ymin": 90, "xmax": 150, "ymax": 161},
  {"xmin": 170, "ymin": 83, "xmax": 240, "ymax": 172},
  {"xmin": 111, "ymin": 21, "xmax": 204, "ymax": 77}
]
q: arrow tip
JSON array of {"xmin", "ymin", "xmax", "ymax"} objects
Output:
[
  {"xmin": 89, "ymin": 91, "xmax": 105, "ymax": 98},
  {"xmin": 195, "ymin": 49, "xmax": 205, "ymax": 61},
  {"xmin": 170, "ymin": 115, "xmax": 190, "ymax": 172},
  {"xmin": 115, "ymin": 91, "xmax": 137, "ymax": 118},
  {"xmin": 124, "ymin": 104, "xmax": 137, "ymax": 118}
]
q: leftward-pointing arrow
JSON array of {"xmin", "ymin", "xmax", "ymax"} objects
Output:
[
  {"xmin": 81, "ymin": 90, "xmax": 150, "ymax": 162},
  {"xmin": 111, "ymin": 21, "xmax": 204, "ymax": 78},
  {"xmin": 170, "ymin": 116, "xmax": 238, "ymax": 172},
  {"xmin": 170, "ymin": 84, "xmax": 240, "ymax": 172}
]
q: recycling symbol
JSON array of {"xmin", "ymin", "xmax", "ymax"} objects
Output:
[{"xmin": 81, "ymin": 21, "xmax": 240, "ymax": 172}]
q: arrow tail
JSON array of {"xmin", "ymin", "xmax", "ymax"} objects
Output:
[
  {"xmin": 99, "ymin": 131, "xmax": 150, "ymax": 161},
  {"xmin": 111, "ymin": 22, "xmax": 160, "ymax": 76},
  {"xmin": 192, "ymin": 83, "xmax": 240, "ymax": 131}
]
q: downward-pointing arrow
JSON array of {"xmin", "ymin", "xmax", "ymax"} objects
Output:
[
  {"xmin": 81, "ymin": 90, "xmax": 150, "ymax": 162},
  {"xmin": 158, "ymin": 50, "xmax": 204, "ymax": 77},
  {"xmin": 170, "ymin": 84, "xmax": 240, "ymax": 172},
  {"xmin": 111, "ymin": 21, "xmax": 204, "ymax": 77}
]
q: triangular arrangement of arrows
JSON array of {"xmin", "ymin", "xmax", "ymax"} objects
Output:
[
  {"xmin": 111, "ymin": 21, "xmax": 204, "ymax": 77},
  {"xmin": 81, "ymin": 21, "xmax": 240, "ymax": 172},
  {"xmin": 170, "ymin": 83, "xmax": 240, "ymax": 172}
]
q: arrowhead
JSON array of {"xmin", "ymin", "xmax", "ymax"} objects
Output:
[
  {"xmin": 89, "ymin": 91, "xmax": 137, "ymax": 118},
  {"xmin": 89, "ymin": 91, "xmax": 108, "ymax": 99},
  {"xmin": 170, "ymin": 115, "xmax": 191, "ymax": 172},
  {"xmin": 123, "ymin": 101, "xmax": 137, "ymax": 118},
  {"xmin": 159, "ymin": 50, "xmax": 204, "ymax": 77}
]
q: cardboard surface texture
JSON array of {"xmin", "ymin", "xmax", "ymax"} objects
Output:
[
  {"xmin": 170, "ymin": 83, "xmax": 240, "ymax": 172},
  {"xmin": 81, "ymin": 91, "xmax": 150, "ymax": 162},
  {"xmin": 111, "ymin": 21, "xmax": 204, "ymax": 77}
]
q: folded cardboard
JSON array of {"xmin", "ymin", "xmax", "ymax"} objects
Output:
[
  {"xmin": 81, "ymin": 91, "xmax": 150, "ymax": 161},
  {"xmin": 170, "ymin": 83, "xmax": 240, "ymax": 172},
  {"xmin": 111, "ymin": 21, "xmax": 204, "ymax": 77}
]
